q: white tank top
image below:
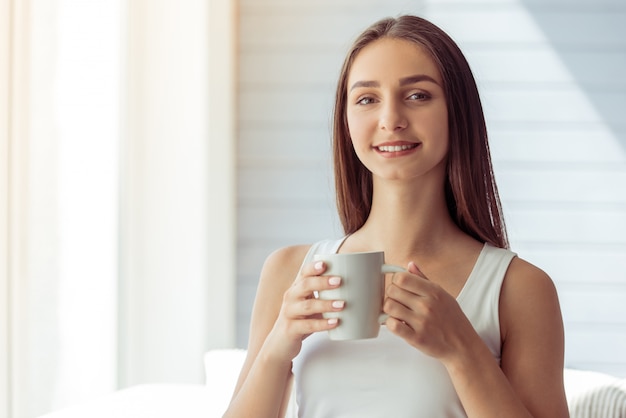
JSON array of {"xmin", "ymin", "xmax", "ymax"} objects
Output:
[{"xmin": 291, "ymin": 238, "xmax": 516, "ymax": 418}]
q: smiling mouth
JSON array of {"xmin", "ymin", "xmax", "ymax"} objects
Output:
[{"xmin": 375, "ymin": 143, "xmax": 419, "ymax": 152}]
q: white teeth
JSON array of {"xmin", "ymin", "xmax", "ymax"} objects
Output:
[{"xmin": 377, "ymin": 144, "xmax": 416, "ymax": 152}]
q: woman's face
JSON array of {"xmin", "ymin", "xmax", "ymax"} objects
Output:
[{"xmin": 346, "ymin": 37, "xmax": 449, "ymax": 183}]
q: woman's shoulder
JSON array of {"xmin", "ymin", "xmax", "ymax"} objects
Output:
[
  {"xmin": 499, "ymin": 254, "xmax": 562, "ymax": 338},
  {"xmin": 260, "ymin": 237, "xmax": 347, "ymax": 290},
  {"xmin": 262, "ymin": 244, "xmax": 313, "ymax": 279},
  {"xmin": 260, "ymin": 243, "xmax": 322, "ymax": 290},
  {"xmin": 262, "ymin": 237, "xmax": 345, "ymax": 275},
  {"xmin": 503, "ymin": 255, "xmax": 555, "ymax": 297}
]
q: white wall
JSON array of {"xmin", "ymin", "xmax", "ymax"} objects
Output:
[
  {"xmin": 119, "ymin": 0, "xmax": 237, "ymax": 387},
  {"xmin": 236, "ymin": 0, "xmax": 626, "ymax": 377},
  {"xmin": 120, "ymin": 0, "xmax": 212, "ymax": 387}
]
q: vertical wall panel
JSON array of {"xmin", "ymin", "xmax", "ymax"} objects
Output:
[
  {"xmin": 120, "ymin": 0, "xmax": 213, "ymax": 387},
  {"xmin": 0, "ymin": 1, "xmax": 10, "ymax": 415}
]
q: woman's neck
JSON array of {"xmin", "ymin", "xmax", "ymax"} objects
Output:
[{"xmin": 347, "ymin": 176, "xmax": 470, "ymax": 261}]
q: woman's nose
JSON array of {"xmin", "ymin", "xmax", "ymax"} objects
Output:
[{"xmin": 378, "ymin": 100, "xmax": 408, "ymax": 132}]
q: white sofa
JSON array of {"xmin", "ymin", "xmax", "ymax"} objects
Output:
[
  {"xmin": 38, "ymin": 349, "xmax": 626, "ymax": 418},
  {"xmin": 35, "ymin": 349, "xmax": 247, "ymax": 418}
]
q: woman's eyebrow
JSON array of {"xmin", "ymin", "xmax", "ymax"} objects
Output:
[
  {"xmin": 349, "ymin": 80, "xmax": 379, "ymax": 92},
  {"xmin": 399, "ymin": 74, "xmax": 440, "ymax": 86},
  {"xmin": 349, "ymin": 74, "xmax": 440, "ymax": 92}
]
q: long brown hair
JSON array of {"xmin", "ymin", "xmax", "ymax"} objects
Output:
[{"xmin": 333, "ymin": 15, "xmax": 509, "ymax": 248}]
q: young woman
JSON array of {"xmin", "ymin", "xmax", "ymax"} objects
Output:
[{"xmin": 224, "ymin": 15, "xmax": 569, "ymax": 418}]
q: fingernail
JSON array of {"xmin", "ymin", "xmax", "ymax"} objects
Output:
[
  {"xmin": 332, "ymin": 300, "xmax": 345, "ymax": 309},
  {"xmin": 314, "ymin": 261, "xmax": 324, "ymax": 272},
  {"xmin": 328, "ymin": 276, "xmax": 341, "ymax": 286},
  {"xmin": 327, "ymin": 318, "xmax": 338, "ymax": 325}
]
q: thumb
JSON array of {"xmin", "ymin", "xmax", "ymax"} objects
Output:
[{"xmin": 408, "ymin": 261, "xmax": 428, "ymax": 279}]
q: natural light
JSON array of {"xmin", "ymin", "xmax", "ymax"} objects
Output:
[{"xmin": 54, "ymin": 0, "xmax": 121, "ymax": 406}]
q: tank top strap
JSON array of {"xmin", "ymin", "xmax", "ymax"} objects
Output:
[
  {"xmin": 456, "ymin": 243, "xmax": 517, "ymax": 360},
  {"xmin": 456, "ymin": 244, "xmax": 516, "ymax": 304}
]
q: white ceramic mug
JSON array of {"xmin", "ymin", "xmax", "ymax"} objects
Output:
[{"xmin": 314, "ymin": 251, "xmax": 405, "ymax": 341}]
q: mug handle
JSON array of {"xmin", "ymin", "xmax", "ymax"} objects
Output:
[{"xmin": 378, "ymin": 264, "xmax": 406, "ymax": 324}]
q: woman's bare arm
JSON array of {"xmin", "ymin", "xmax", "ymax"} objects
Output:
[
  {"xmin": 223, "ymin": 244, "xmax": 344, "ymax": 418},
  {"xmin": 444, "ymin": 258, "xmax": 569, "ymax": 417},
  {"xmin": 223, "ymin": 245, "xmax": 308, "ymax": 418}
]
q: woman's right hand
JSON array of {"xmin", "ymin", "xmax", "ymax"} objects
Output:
[{"xmin": 264, "ymin": 260, "xmax": 344, "ymax": 361}]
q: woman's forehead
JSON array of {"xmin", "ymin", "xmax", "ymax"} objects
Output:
[{"xmin": 347, "ymin": 37, "xmax": 442, "ymax": 88}]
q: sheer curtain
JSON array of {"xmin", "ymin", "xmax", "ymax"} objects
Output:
[
  {"xmin": 3, "ymin": 1, "xmax": 121, "ymax": 416},
  {"xmin": 1, "ymin": 0, "xmax": 11, "ymax": 414},
  {"xmin": 1, "ymin": 1, "xmax": 236, "ymax": 417}
]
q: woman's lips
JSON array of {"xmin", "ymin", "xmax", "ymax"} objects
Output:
[
  {"xmin": 375, "ymin": 143, "xmax": 419, "ymax": 152},
  {"xmin": 373, "ymin": 142, "xmax": 420, "ymax": 156}
]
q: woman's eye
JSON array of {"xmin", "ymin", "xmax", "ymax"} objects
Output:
[
  {"xmin": 408, "ymin": 92, "xmax": 429, "ymax": 101},
  {"xmin": 356, "ymin": 97, "xmax": 375, "ymax": 105}
]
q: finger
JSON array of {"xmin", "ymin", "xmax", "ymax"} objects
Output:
[
  {"xmin": 288, "ymin": 298, "xmax": 345, "ymax": 318},
  {"xmin": 296, "ymin": 274, "xmax": 342, "ymax": 296},
  {"xmin": 296, "ymin": 317, "xmax": 340, "ymax": 337},
  {"xmin": 384, "ymin": 294, "xmax": 417, "ymax": 323},
  {"xmin": 408, "ymin": 261, "xmax": 428, "ymax": 280},
  {"xmin": 391, "ymin": 271, "xmax": 433, "ymax": 296},
  {"xmin": 300, "ymin": 260, "xmax": 327, "ymax": 278},
  {"xmin": 385, "ymin": 315, "xmax": 414, "ymax": 338}
]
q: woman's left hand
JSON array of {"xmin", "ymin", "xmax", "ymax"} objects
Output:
[{"xmin": 383, "ymin": 261, "xmax": 476, "ymax": 362}]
